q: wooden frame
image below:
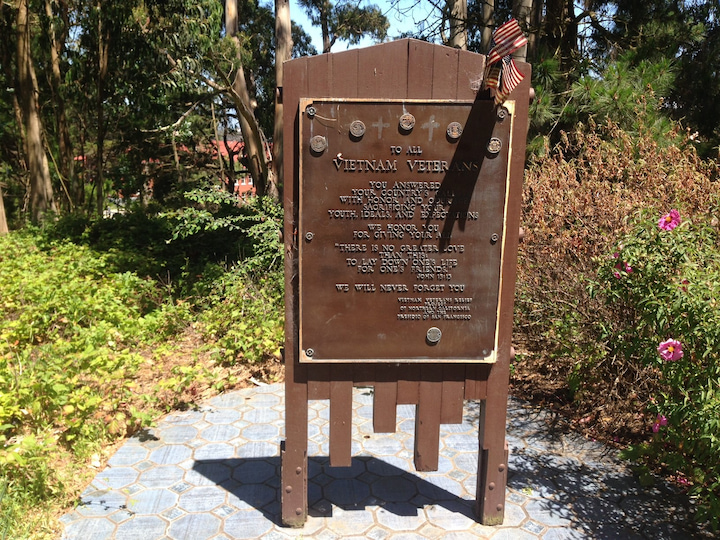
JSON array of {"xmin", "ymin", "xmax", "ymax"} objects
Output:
[{"xmin": 281, "ymin": 39, "xmax": 530, "ymax": 527}]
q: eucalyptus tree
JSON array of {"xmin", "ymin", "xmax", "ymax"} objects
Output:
[
  {"xmin": 14, "ymin": 0, "xmax": 57, "ymax": 223},
  {"xmin": 298, "ymin": 0, "xmax": 389, "ymax": 53}
]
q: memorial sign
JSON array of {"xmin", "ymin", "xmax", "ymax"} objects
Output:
[
  {"xmin": 280, "ymin": 39, "xmax": 531, "ymax": 528},
  {"xmin": 299, "ymin": 99, "xmax": 515, "ymax": 362}
]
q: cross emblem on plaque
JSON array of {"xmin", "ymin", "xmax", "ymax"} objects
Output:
[
  {"xmin": 372, "ymin": 117, "xmax": 390, "ymax": 138},
  {"xmin": 422, "ymin": 115, "xmax": 440, "ymax": 141}
]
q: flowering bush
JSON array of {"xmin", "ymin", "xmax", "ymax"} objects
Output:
[{"xmin": 593, "ymin": 209, "xmax": 720, "ymax": 527}]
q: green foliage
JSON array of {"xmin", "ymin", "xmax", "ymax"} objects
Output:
[
  {"xmin": 592, "ymin": 212, "xmax": 720, "ymax": 529},
  {"xmin": 194, "ymin": 196, "xmax": 284, "ymax": 365},
  {"xmin": 0, "ymin": 232, "xmax": 190, "ymax": 535},
  {"xmin": 298, "ymin": 0, "xmax": 388, "ymax": 51},
  {"xmin": 200, "ymin": 270, "xmax": 284, "ymax": 365},
  {"xmin": 529, "ymin": 55, "xmax": 678, "ymax": 156}
]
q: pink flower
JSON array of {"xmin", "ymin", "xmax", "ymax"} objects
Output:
[
  {"xmin": 624, "ymin": 262, "xmax": 633, "ymax": 273},
  {"xmin": 658, "ymin": 209, "xmax": 681, "ymax": 231},
  {"xmin": 652, "ymin": 414, "xmax": 668, "ymax": 433},
  {"xmin": 657, "ymin": 339, "xmax": 684, "ymax": 361}
]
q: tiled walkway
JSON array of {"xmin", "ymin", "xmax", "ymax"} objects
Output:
[{"xmin": 60, "ymin": 384, "xmax": 707, "ymax": 539}]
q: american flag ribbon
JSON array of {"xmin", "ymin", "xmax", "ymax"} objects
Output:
[{"xmin": 485, "ymin": 19, "xmax": 528, "ymax": 104}]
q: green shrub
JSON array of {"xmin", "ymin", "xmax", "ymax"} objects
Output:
[
  {"xmin": 515, "ymin": 114, "xmax": 719, "ymax": 529},
  {"xmin": 592, "ymin": 210, "xmax": 720, "ymax": 528},
  {"xmin": 0, "ymin": 232, "xmax": 190, "ymax": 536},
  {"xmin": 200, "ymin": 270, "xmax": 283, "ymax": 365},
  {"xmin": 196, "ymin": 196, "xmax": 284, "ymax": 365}
]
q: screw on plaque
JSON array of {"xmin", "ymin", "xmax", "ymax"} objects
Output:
[
  {"xmin": 349, "ymin": 120, "xmax": 366, "ymax": 138},
  {"xmin": 306, "ymin": 105, "xmax": 316, "ymax": 118},
  {"xmin": 487, "ymin": 137, "xmax": 502, "ymax": 155},
  {"xmin": 305, "ymin": 232, "xmax": 314, "ymax": 241},
  {"xmin": 399, "ymin": 113, "xmax": 415, "ymax": 132},
  {"xmin": 496, "ymin": 107, "xmax": 509, "ymax": 121},
  {"xmin": 310, "ymin": 135, "xmax": 327, "ymax": 154},
  {"xmin": 490, "ymin": 233, "xmax": 499, "ymax": 244},
  {"xmin": 426, "ymin": 327, "xmax": 442, "ymax": 345},
  {"xmin": 446, "ymin": 122, "xmax": 463, "ymax": 140},
  {"xmin": 305, "ymin": 348, "xmax": 314, "ymax": 357}
]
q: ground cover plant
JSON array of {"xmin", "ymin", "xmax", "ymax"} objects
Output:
[
  {"xmin": 513, "ymin": 113, "xmax": 720, "ymax": 528},
  {"xmin": 595, "ymin": 210, "xmax": 720, "ymax": 526},
  {"xmin": 0, "ymin": 198, "xmax": 284, "ymax": 538}
]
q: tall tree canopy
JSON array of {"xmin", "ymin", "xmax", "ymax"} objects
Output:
[{"xmin": 1, "ymin": 0, "xmax": 719, "ymax": 227}]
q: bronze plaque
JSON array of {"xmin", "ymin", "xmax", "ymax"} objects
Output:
[{"xmin": 299, "ymin": 99, "xmax": 514, "ymax": 363}]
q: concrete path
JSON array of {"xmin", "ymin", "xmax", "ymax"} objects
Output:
[{"xmin": 60, "ymin": 383, "xmax": 707, "ymax": 539}]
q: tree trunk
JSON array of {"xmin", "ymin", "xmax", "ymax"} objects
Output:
[
  {"xmin": 321, "ymin": 5, "xmax": 331, "ymax": 53},
  {"xmin": 225, "ymin": 0, "xmax": 272, "ymax": 198},
  {"xmin": 529, "ymin": 0, "xmax": 543, "ymax": 62},
  {"xmin": 45, "ymin": 0, "xmax": 75, "ymax": 210},
  {"xmin": 272, "ymin": 0, "xmax": 292, "ymax": 200},
  {"xmin": 448, "ymin": 0, "xmax": 468, "ymax": 50},
  {"xmin": 481, "ymin": 0, "xmax": 495, "ymax": 53},
  {"xmin": 0, "ymin": 184, "xmax": 8, "ymax": 235},
  {"xmin": 512, "ymin": 0, "xmax": 533, "ymax": 62},
  {"xmin": 95, "ymin": 0, "xmax": 109, "ymax": 216},
  {"xmin": 16, "ymin": 0, "xmax": 57, "ymax": 223},
  {"xmin": 545, "ymin": 0, "xmax": 578, "ymax": 68}
]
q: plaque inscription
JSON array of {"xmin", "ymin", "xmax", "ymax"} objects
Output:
[{"xmin": 299, "ymin": 99, "xmax": 514, "ymax": 362}]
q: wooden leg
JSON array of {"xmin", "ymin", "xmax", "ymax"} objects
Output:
[
  {"xmin": 281, "ymin": 368, "xmax": 308, "ymax": 527},
  {"xmin": 329, "ymin": 378, "xmax": 353, "ymax": 467},
  {"xmin": 475, "ymin": 359, "xmax": 510, "ymax": 525},
  {"xmin": 373, "ymin": 366, "xmax": 398, "ymax": 433},
  {"xmin": 414, "ymin": 365, "xmax": 443, "ymax": 471}
]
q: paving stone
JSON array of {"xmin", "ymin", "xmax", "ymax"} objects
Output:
[
  {"xmin": 375, "ymin": 505, "xmax": 425, "ymax": 532},
  {"xmin": 240, "ymin": 423, "xmax": 281, "ymax": 442},
  {"xmin": 541, "ymin": 527, "xmax": 587, "ymax": 540},
  {"xmin": 127, "ymin": 488, "xmax": 178, "ymax": 514},
  {"xmin": 183, "ymin": 460, "xmax": 233, "ymax": 487},
  {"xmin": 371, "ymin": 475, "xmax": 419, "ymax": 503},
  {"xmin": 500, "ymin": 500, "xmax": 527, "ymax": 527},
  {"xmin": 524, "ymin": 499, "xmax": 574, "ymax": 528},
  {"xmin": 168, "ymin": 512, "xmax": 222, "ymax": 539},
  {"xmin": 203, "ymin": 408, "xmax": 243, "ymax": 424},
  {"xmin": 325, "ymin": 507, "xmax": 375, "ymax": 535},
  {"xmin": 62, "ymin": 517, "xmax": 117, "ymax": 539},
  {"xmin": 232, "ymin": 458, "xmax": 277, "ymax": 483},
  {"xmin": 226, "ymin": 483, "xmax": 277, "ymax": 510},
  {"xmin": 148, "ymin": 444, "xmax": 193, "ymax": 465},
  {"xmin": 177, "ymin": 485, "xmax": 227, "ymax": 512},
  {"xmin": 61, "ymin": 383, "xmax": 707, "ymax": 540},
  {"xmin": 164, "ymin": 410, "xmax": 205, "ymax": 425},
  {"xmin": 138, "ymin": 465, "xmax": 186, "ymax": 488},
  {"xmin": 323, "ymin": 478, "xmax": 371, "ymax": 507},
  {"xmin": 74, "ymin": 490, "xmax": 128, "ymax": 517},
  {"xmin": 108, "ymin": 445, "xmax": 150, "ymax": 467},
  {"xmin": 424, "ymin": 504, "xmax": 478, "ymax": 531},
  {"xmin": 114, "ymin": 514, "xmax": 168, "ymax": 539},
  {"xmin": 223, "ymin": 510, "xmax": 274, "ymax": 538},
  {"xmin": 157, "ymin": 425, "xmax": 199, "ymax": 444},
  {"xmin": 194, "ymin": 442, "xmax": 235, "ymax": 461},
  {"xmin": 490, "ymin": 529, "xmax": 540, "ymax": 540},
  {"xmin": 96, "ymin": 467, "xmax": 140, "ymax": 489},
  {"xmin": 201, "ymin": 424, "xmax": 242, "ymax": 442},
  {"xmin": 234, "ymin": 441, "xmax": 278, "ymax": 458}
]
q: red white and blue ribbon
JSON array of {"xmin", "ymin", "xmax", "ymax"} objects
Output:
[{"xmin": 484, "ymin": 19, "xmax": 528, "ymax": 105}]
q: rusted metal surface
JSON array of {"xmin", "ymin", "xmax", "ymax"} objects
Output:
[
  {"xmin": 281, "ymin": 39, "xmax": 530, "ymax": 528},
  {"xmin": 298, "ymin": 99, "xmax": 512, "ymax": 363}
]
